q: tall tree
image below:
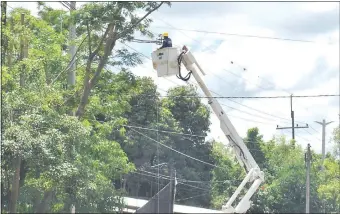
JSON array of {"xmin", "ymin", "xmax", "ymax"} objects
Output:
[
  {"xmin": 1, "ymin": 8, "xmax": 135, "ymax": 213},
  {"xmin": 71, "ymin": 2, "xmax": 168, "ymax": 118},
  {"xmin": 243, "ymin": 127, "xmax": 267, "ymax": 169}
]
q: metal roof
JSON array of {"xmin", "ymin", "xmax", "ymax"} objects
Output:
[{"xmin": 123, "ymin": 197, "xmax": 224, "ymax": 213}]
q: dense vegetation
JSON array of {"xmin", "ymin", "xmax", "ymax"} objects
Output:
[{"xmin": 1, "ymin": 2, "xmax": 339, "ymax": 213}]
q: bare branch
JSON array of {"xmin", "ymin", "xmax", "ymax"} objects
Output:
[
  {"xmin": 115, "ymin": 2, "xmax": 164, "ymax": 40},
  {"xmin": 88, "ymin": 24, "xmax": 112, "ymax": 61},
  {"xmin": 86, "ymin": 21, "xmax": 92, "ymax": 55}
]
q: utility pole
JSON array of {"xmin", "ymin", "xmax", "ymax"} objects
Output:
[
  {"xmin": 10, "ymin": 13, "xmax": 27, "ymax": 213},
  {"xmin": 314, "ymin": 119, "xmax": 333, "ymax": 170},
  {"xmin": 276, "ymin": 94, "xmax": 309, "ymax": 140},
  {"xmin": 305, "ymin": 143, "xmax": 311, "ymax": 214},
  {"xmin": 1, "ymin": 1, "xmax": 7, "ymax": 65},
  {"xmin": 70, "ymin": 205, "xmax": 75, "ymax": 214},
  {"xmin": 68, "ymin": 1, "xmax": 76, "ymax": 87}
]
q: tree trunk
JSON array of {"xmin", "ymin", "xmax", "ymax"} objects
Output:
[
  {"xmin": 35, "ymin": 190, "xmax": 53, "ymax": 213},
  {"xmin": 7, "ymin": 17, "xmax": 13, "ymax": 68},
  {"xmin": 75, "ymin": 34, "xmax": 115, "ymax": 118},
  {"xmin": 75, "ymin": 2, "xmax": 163, "ymax": 118},
  {"xmin": 9, "ymin": 13, "xmax": 28, "ymax": 213},
  {"xmin": 9, "ymin": 156, "xmax": 21, "ymax": 213}
]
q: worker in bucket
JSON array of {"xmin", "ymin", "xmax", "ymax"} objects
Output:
[{"xmin": 159, "ymin": 32, "xmax": 172, "ymax": 49}]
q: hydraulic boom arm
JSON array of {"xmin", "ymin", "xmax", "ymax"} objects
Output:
[
  {"xmin": 151, "ymin": 46, "xmax": 264, "ymax": 213},
  {"xmin": 180, "ymin": 48, "xmax": 264, "ymax": 213}
]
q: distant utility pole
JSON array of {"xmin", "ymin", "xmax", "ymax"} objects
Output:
[
  {"xmin": 68, "ymin": 1, "xmax": 76, "ymax": 87},
  {"xmin": 276, "ymin": 94, "xmax": 309, "ymax": 140},
  {"xmin": 70, "ymin": 205, "xmax": 75, "ymax": 214},
  {"xmin": 314, "ymin": 119, "xmax": 333, "ymax": 170},
  {"xmin": 305, "ymin": 143, "xmax": 311, "ymax": 214},
  {"xmin": 1, "ymin": 1, "xmax": 7, "ymax": 65}
]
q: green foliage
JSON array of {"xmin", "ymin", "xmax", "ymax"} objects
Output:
[
  {"xmin": 2, "ymin": 2, "xmax": 339, "ymax": 213},
  {"xmin": 317, "ymin": 157, "xmax": 340, "ymax": 213},
  {"xmin": 244, "ymin": 127, "xmax": 267, "ymax": 169},
  {"xmin": 331, "ymin": 127, "xmax": 340, "ymax": 159},
  {"xmin": 210, "ymin": 142, "xmax": 244, "ymax": 209},
  {"xmin": 1, "ymin": 6, "xmax": 136, "ymax": 213}
]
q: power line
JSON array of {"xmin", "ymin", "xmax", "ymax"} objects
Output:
[
  {"xmin": 126, "ymin": 122, "xmax": 270, "ymax": 146},
  {"xmin": 226, "ymin": 113, "xmax": 277, "ymax": 125},
  {"xmin": 152, "ymin": 15, "xmax": 324, "ymax": 132},
  {"xmin": 310, "ymin": 125, "xmax": 321, "ymax": 135},
  {"xmin": 177, "ymin": 182, "xmax": 211, "ymax": 192},
  {"xmin": 121, "ymin": 38, "xmax": 323, "ymax": 146},
  {"xmin": 131, "ymin": 170, "xmax": 211, "ymax": 192},
  {"xmin": 152, "ymin": 26, "xmax": 325, "ymax": 44},
  {"xmin": 220, "ymin": 103, "xmax": 281, "ymax": 122},
  {"xmin": 176, "ymin": 193, "xmax": 209, "ymax": 202},
  {"xmin": 136, "ymin": 169, "xmax": 213, "ymax": 192},
  {"xmin": 166, "ymin": 29, "xmax": 323, "ymax": 141},
  {"xmin": 129, "ymin": 128, "xmax": 220, "ymax": 168},
  {"xmin": 152, "ymin": 15, "xmax": 281, "ymax": 90},
  {"xmin": 120, "ymin": 41, "xmax": 295, "ymax": 126},
  {"xmin": 138, "ymin": 168, "xmax": 232, "ymax": 185},
  {"xmin": 119, "ymin": 42, "xmax": 286, "ymax": 122},
  {"xmin": 156, "ymin": 94, "xmax": 339, "ymax": 99},
  {"xmin": 304, "ymin": 129, "xmax": 322, "ymax": 142},
  {"xmin": 123, "ymin": 125, "xmax": 207, "ymax": 138}
]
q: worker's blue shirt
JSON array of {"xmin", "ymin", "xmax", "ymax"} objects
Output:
[{"xmin": 161, "ymin": 37, "xmax": 172, "ymax": 48}]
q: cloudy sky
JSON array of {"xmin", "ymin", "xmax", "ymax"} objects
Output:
[{"xmin": 8, "ymin": 1, "xmax": 340, "ymax": 154}]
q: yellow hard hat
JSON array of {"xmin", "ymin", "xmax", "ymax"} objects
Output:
[{"xmin": 162, "ymin": 32, "xmax": 169, "ymax": 37}]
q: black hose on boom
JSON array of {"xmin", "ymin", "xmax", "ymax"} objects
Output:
[{"xmin": 176, "ymin": 52, "xmax": 192, "ymax": 81}]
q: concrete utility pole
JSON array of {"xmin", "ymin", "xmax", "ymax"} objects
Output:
[
  {"xmin": 10, "ymin": 13, "xmax": 28, "ymax": 213},
  {"xmin": 68, "ymin": 1, "xmax": 76, "ymax": 86},
  {"xmin": 314, "ymin": 119, "xmax": 333, "ymax": 170},
  {"xmin": 1, "ymin": 1, "xmax": 7, "ymax": 65},
  {"xmin": 305, "ymin": 143, "xmax": 311, "ymax": 214},
  {"xmin": 276, "ymin": 94, "xmax": 309, "ymax": 140}
]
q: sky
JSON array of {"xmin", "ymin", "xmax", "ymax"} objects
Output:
[{"xmin": 7, "ymin": 1, "xmax": 340, "ymax": 155}]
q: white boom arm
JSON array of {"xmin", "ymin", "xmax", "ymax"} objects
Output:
[
  {"xmin": 181, "ymin": 49, "xmax": 264, "ymax": 213},
  {"xmin": 151, "ymin": 47, "xmax": 264, "ymax": 213}
]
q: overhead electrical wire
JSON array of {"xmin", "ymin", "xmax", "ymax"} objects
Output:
[
  {"xmin": 132, "ymin": 170, "xmax": 211, "ymax": 192},
  {"xmin": 119, "ymin": 41, "xmax": 293, "ymax": 125},
  {"xmin": 123, "ymin": 125, "xmax": 207, "ymax": 138},
  {"xmin": 152, "ymin": 26, "xmax": 323, "ymax": 44},
  {"xmin": 120, "ymin": 36, "xmax": 324, "ymax": 142},
  {"xmin": 156, "ymin": 94, "xmax": 340, "ymax": 99},
  {"xmin": 176, "ymin": 193, "xmax": 209, "ymax": 202},
  {"xmin": 126, "ymin": 122, "xmax": 274, "ymax": 146},
  {"xmin": 137, "ymin": 168, "xmax": 233, "ymax": 185},
  {"xmin": 60, "ymin": 2, "xmax": 70, "ymax": 10},
  {"xmin": 151, "ymin": 16, "xmax": 328, "ymax": 138},
  {"xmin": 120, "ymin": 35, "xmax": 307, "ymax": 126},
  {"xmin": 129, "ymin": 127, "xmax": 221, "ymax": 169}
]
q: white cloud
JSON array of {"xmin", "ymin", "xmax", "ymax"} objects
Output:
[{"xmin": 299, "ymin": 2, "xmax": 339, "ymax": 13}]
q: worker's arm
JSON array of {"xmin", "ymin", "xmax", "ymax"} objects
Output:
[
  {"xmin": 158, "ymin": 38, "xmax": 167, "ymax": 49},
  {"xmin": 159, "ymin": 38, "xmax": 172, "ymax": 49}
]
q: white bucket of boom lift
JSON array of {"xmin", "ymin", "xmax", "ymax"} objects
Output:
[{"xmin": 151, "ymin": 47, "xmax": 180, "ymax": 77}]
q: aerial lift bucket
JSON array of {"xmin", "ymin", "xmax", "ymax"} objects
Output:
[{"xmin": 151, "ymin": 47, "xmax": 180, "ymax": 77}]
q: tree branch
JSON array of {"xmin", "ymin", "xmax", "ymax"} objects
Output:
[
  {"xmin": 49, "ymin": 35, "xmax": 88, "ymax": 86},
  {"xmin": 75, "ymin": 2, "xmax": 164, "ymax": 118},
  {"xmin": 86, "ymin": 21, "xmax": 92, "ymax": 55},
  {"xmin": 88, "ymin": 24, "xmax": 112, "ymax": 61},
  {"xmin": 115, "ymin": 2, "xmax": 164, "ymax": 40}
]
